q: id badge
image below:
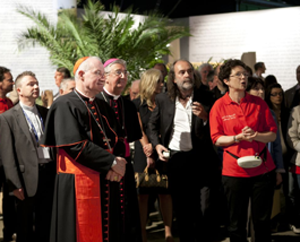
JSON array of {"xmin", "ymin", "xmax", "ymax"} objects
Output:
[{"xmin": 37, "ymin": 147, "xmax": 50, "ymax": 159}]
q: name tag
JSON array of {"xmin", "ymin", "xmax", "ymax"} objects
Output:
[{"xmin": 37, "ymin": 146, "xmax": 50, "ymax": 159}]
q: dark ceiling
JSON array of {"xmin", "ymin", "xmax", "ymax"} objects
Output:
[{"xmin": 79, "ymin": 0, "xmax": 300, "ymax": 18}]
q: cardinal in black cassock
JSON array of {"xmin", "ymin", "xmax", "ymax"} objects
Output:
[{"xmin": 41, "ymin": 56, "xmax": 142, "ymax": 242}]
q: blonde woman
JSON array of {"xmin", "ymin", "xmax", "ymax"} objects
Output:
[{"xmin": 133, "ymin": 69, "xmax": 173, "ymax": 242}]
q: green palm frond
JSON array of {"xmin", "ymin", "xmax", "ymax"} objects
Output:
[{"xmin": 16, "ymin": 0, "xmax": 190, "ymax": 82}]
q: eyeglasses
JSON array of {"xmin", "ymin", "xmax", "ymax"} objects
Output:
[
  {"xmin": 107, "ymin": 69, "xmax": 129, "ymax": 77},
  {"xmin": 229, "ymin": 72, "xmax": 249, "ymax": 79},
  {"xmin": 270, "ymin": 92, "xmax": 283, "ymax": 97}
]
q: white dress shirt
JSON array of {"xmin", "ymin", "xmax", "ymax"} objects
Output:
[
  {"xmin": 20, "ymin": 102, "xmax": 51, "ymax": 163},
  {"xmin": 168, "ymin": 96, "xmax": 193, "ymax": 152}
]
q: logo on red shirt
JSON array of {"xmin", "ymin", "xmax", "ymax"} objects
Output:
[{"xmin": 222, "ymin": 113, "xmax": 236, "ymax": 121}]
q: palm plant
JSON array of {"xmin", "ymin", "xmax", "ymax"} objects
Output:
[{"xmin": 17, "ymin": 0, "xmax": 190, "ymax": 81}]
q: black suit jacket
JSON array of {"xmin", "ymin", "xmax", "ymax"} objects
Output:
[
  {"xmin": 0, "ymin": 103, "xmax": 50, "ymax": 197},
  {"xmin": 148, "ymin": 88, "xmax": 218, "ymax": 165},
  {"xmin": 285, "ymin": 84, "xmax": 298, "ymax": 109}
]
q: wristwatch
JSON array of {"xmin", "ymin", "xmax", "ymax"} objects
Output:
[{"xmin": 233, "ymin": 136, "xmax": 239, "ymax": 143}]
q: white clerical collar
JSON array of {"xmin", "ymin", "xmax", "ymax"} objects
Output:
[
  {"xmin": 75, "ymin": 88, "xmax": 95, "ymax": 101},
  {"xmin": 103, "ymin": 87, "xmax": 120, "ymax": 100},
  {"xmin": 19, "ymin": 101, "xmax": 36, "ymax": 112}
]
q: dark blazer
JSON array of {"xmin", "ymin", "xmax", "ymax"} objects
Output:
[
  {"xmin": 285, "ymin": 84, "xmax": 298, "ymax": 109},
  {"xmin": 0, "ymin": 103, "xmax": 49, "ymax": 197},
  {"xmin": 148, "ymin": 88, "xmax": 218, "ymax": 165}
]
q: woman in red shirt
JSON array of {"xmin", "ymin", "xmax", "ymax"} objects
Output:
[{"xmin": 210, "ymin": 59, "xmax": 277, "ymax": 242}]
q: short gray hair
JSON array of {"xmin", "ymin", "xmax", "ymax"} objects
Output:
[
  {"xmin": 198, "ymin": 63, "xmax": 213, "ymax": 72},
  {"xmin": 60, "ymin": 78, "xmax": 75, "ymax": 91},
  {"xmin": 104, "ymin": 59, "xmax": 127, "ymax": 73}
]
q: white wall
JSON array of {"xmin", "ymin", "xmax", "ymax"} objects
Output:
[
  {"xmin": 0, "ymin": 0, "xmax": 58, "ymax": 92},
  {"xmin": 2, "ymin": 2, "xmax": 299, "ymax": 91},
  {"xmin": 189, "ymin": 7, "xmax": 300, "ymax": 90},
  {"xmin": 0, "ymin": 1, "xmax": 146, "ymax": 93}
]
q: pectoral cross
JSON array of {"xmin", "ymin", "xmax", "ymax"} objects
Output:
[{"xmin": 103, "ymin": 137, "xmax": 111, "ymax": 143}]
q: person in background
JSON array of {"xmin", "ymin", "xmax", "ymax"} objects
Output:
[
  {"xmin": 53, "ymin": 67, "xmax": 71, "ymax": 100},
  {"xmin": 265, "ymin": 75, "xmax": 278, "ymax": 90},
  {"xmin": 253, "ymin": 62, "xmax": 266, "ymax": 80},
  {"xmin": 210, "ymin": 64, "xmax": 227, "ymax": 101},
  {"xmin": 59, "ymin": 78, "xmax": 76, "ymax": 96},
  {"xmin": 154, "ymin": 63, "xmax": 168, "ymax": 92},
  {"xmin": 265, "ymin": 83, "xmax": 293, "ymax": 181},
  {"xmin": 126, "ymin": 79, "xmax": 140, "ymax": 101},
  {"xmin": 40, "ymin": 90, "xmax": 53, "ymax": 108},
  {"xmin": 245, "ymin": 65, "xmax": 253, "ymax": 77},
  {"xmin": 246, "ymin": 77, "xmax": 284, "ymax": 174},
  {"xmin": 0, "ymin": 66, "xmax": 17, "ymax": 242},
  {"xmin": 198, "ymin": 63, "xmax": 213, "ymax": 86},
  {"xmin": 133, "ymin": 69, "xmax": 173, "ymax": 242},
  {"xmin": 284, "ymin": 65, "xmax": 300, "ymax": 110},
  {"xmin": 246, "ymin": 77, "xmax": 285, "ymax": 236},
  {"xmin": 265, "ymin": 83, "xmax": 297, "ymax": 232},
  {"xmin": 0, "ymin": 67, "xmax": 14, "ymax": 113},
  {"xmin": 286, "ymin": 101, "xmax": 300, "ymax": 234},
  {"xmin": 153, "ymin": 63, "xmax": 168, "ymax": 80},
  {"xmin": 210, "ymin": 59, "xmax": 278, "ymax": 242}
]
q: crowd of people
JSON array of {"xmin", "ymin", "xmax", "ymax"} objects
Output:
[{"xmin": 0, "ymin": 57, "xmax": 299, "ymax": 242}]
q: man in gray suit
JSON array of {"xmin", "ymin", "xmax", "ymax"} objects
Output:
[{"xmin": 0, "ymin": 71, "xmax": 55, "ymax": 242}]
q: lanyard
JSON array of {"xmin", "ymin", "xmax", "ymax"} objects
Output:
[{"xmin": 22, "ymin": 108, "xmax": 44, "ymax": 143}]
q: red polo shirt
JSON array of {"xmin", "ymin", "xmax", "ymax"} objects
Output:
[
  {"xmin": 0, "ymin": 97, "xmax": 13, "ymax": 114},
  {"xmin": 210, "ymin": 92, "xmax": 277, "ymax": 177}
]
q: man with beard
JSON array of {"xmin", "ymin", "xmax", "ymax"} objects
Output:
[
  {"xmin": 97, "ymin": 58, "xmax": 142, "ymax": 241},
  {"xmin": 148, "ymin": 59, "xmax": 219, "ymax": 241}
]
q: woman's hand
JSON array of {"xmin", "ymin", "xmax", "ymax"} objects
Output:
[
  {"xmin": 241, "ymin": 126, "xmax": 257, "ymax": 141},
  {"xmin": 146, "ymin": 157, "xmax": 155, "ymax": 169},
  {"xmin": 235, "ymin": 126, "xmax": 257, "ymax": 142},
  {"xmin": 276, "ymin": 172, "xmax": 283, "ymax": 186},
  {"xmin": 143, "ymin": 143, "xmax": 153, "ymax": 157}
]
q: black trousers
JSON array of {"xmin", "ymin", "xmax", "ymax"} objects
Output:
[
  {"xmin": 168, "ymin": 150, "xmax": 207, "ymax": 242},
  {"xmin": 16, "ymin": 162, "xmax": 55, "ymax": 242},
  {"xmin": 0, "ymin": 166, "xmax": 17, "ymax": 240},
  {"xmin": 222, "ymin": 171, "xmax": 276, "ymax": 242}
]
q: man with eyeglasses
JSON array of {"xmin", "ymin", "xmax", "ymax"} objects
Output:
[
  {"xmin": 41, "ymin": 56, "xmax": 142, "ymax": 241},
  {"xmin": 97, "ymin": 58, "xmax": 142, "ymax": 241},
  {"xmin": 210, "ymin": 59, "xmax": 278, "ymax": 242}
]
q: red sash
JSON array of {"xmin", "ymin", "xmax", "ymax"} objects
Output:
[{"xmin": 57, "ymin": 149, "xmax": 103, "ymax": 242}]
